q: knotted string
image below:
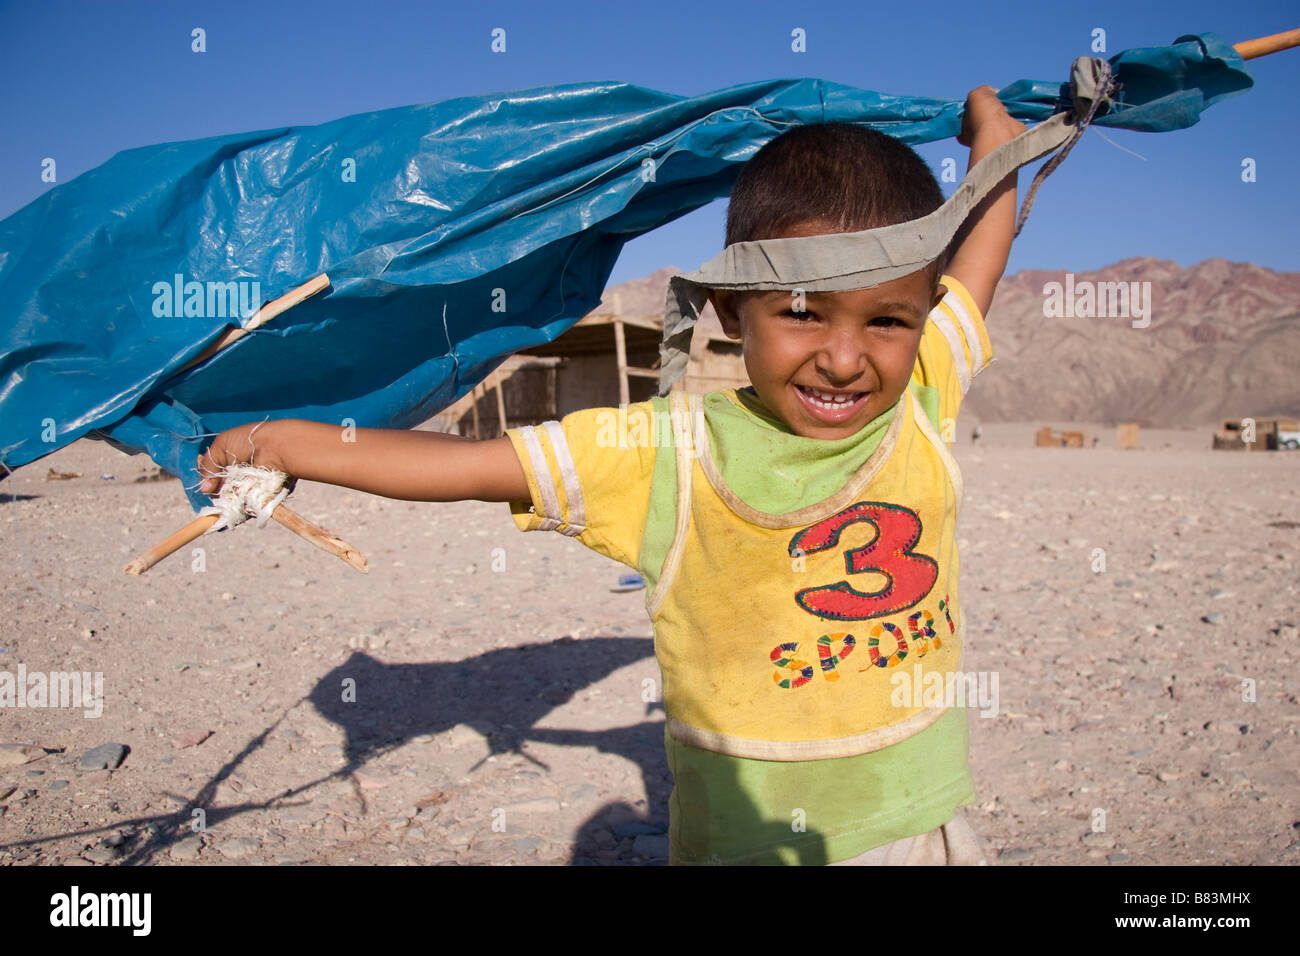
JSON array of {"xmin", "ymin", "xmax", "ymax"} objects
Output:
[
  {"xmin": 198, "ymin": 463, "xmax": 292, "ymax": 533},
  {"xmin": 1014, "ymin": 59, "xmax": 1121, "ymax": 237}
]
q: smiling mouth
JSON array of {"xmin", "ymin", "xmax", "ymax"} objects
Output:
[{"xmin": 795, "ymin": 385, "xmax": 871, "ymax": 421}]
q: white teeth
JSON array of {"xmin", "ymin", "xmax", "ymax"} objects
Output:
[{"xmin": 801, "ymin": 387, "xmax": 862, "ymax": 409}]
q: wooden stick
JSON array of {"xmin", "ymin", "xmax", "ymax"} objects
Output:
[
  {"xmin": 124, "ymin": 513, "xmax": 220, "ymax": 575},
  {"xmin": 177, "ymin": 273, "xmax": 330, "ymax": 375},
  {"xmin": 271, "ymin": 505, "xmax": 369, "ymax": 573},
  {"xmin": 492, "ymin": 370, "xmax": 508, "ymax": 437},
  {"xmin": 470, "ymin": 383, "xmax": 482, "ymax": 440},
  {"xmin": 1235, "ymin": 28, "xmax": 1300, "ymax": 61},
  {"xmin": 124, "ymin": 503, "xmax": 368, "ymax": 575}
]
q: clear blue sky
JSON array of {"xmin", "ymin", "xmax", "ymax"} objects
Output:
[{"xmin": 1, "ymin": 0, "xmax": 1296, "ymax": 284}]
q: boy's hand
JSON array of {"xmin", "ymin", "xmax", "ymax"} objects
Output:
[
  {"xmin": 197, "ymin": 422, "xmax": 289, "ymax": 496},
  {"xmin": 957, "ymin": 86, "xmax": 1025, "ymax": 151}
]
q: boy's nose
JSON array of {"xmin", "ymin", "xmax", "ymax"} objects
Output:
[{"xmin": 815, "ymin": 334, "xmax": 867, "ymax": 384}]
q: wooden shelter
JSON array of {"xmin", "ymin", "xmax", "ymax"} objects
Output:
[
  {"xmin": 1212, "ymin": 417, "xmax": 1300, "ymax": 451},
  {"xmin": 1035, "ymin": 426, "xmax": 1092, "ymax": 448},
  {"xmin": 431, "ymin": 293, "xmax": 748, "ymax": 437}
]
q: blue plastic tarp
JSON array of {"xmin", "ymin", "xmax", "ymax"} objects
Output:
[{"xmin": 0, "ymin": 32, "xmax": 1251, "ymax": 511}]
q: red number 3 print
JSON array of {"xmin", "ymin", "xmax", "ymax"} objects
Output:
[{"xmin": 789, "ymin": 502, "xmax": 937, "ymax": 621}]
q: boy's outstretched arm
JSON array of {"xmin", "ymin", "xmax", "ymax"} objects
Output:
[
  {"xmin": 944, "ymin": 85, "xmax": 1027, "ymax": 318},
  {"xmin": 197, "ymin": 419, "xmax": 530, "ymax": 503}
]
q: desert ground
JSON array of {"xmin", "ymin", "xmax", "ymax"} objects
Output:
[{"xmin": 1, "ymin": 421, "xmax": 1297, "ymax": 866}]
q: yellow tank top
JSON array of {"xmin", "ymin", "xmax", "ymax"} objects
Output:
[{"xmin": 649, "ymin": 384, "xmax": 965, "ymax": 761}]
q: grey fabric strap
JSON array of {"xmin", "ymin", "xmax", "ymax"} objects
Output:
[{"xmin": 658, "ymin": 57, "xmax": 1114, "ymax": 394}]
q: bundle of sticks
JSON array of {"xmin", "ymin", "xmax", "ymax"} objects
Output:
[{"xmin": 123, "ymin": 273, "xmax": 368, "ymax": 576}]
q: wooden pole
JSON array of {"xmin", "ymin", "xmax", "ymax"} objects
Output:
[
  {"xmin": 125, "ymin": 504, "xmax": 368, "ymax": 575},
  {"xmin": 492, "ymin": 370, "xmax": 508, "ymax": 437},
  {"xmin": 470, "ymin": 383, "xmax": 482, "ymax": 440},
  {"xmin": 177, "ymin": 273, "xmax": 330, "ymax": 375},
  {"xmin": 1234, "ymin": 28, "xmax": 1300, "ymax": 60},
  {"xmin": 123, "ymin": 513, "xmax": 220, "ymax": 575},
  {"xmin": 271, "ymin": 505, "xmax": 368, "ymax": 573},
  {"xmin": 613, "ymin": 292, "xmax": 630, "ymax": 407}
]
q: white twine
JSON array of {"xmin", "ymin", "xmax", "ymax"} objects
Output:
[{"xmin": 198, "ymin": 463, "xmax": 292, "ymax": 533}]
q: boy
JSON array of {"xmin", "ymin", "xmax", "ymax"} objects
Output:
[{"xmin": 198, "ymin": 86, "xmax": 1024, "ymax": 865}]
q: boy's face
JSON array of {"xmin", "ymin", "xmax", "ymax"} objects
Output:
[{"xmin": 711, "ymin": 243, "xmax": 944, "ymax": 441}]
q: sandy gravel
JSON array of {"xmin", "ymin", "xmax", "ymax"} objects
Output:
[{"xmin": 1, "ymin": 422, "xmax": 1297, "ymax": 866}]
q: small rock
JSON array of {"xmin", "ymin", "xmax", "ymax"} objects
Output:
[
  {"xmin": 25, "ymin": 770, "xmax": 44, "ymax": 779},
  {"xmin": 444, "ymin": 724, "xmax": 483, "ymax": 749},
  {"xmin": 78, "ymin": 743, "xmax": 128, "ymax": 772},
  {"xmin": 1107, "ymin": 851, "xmax": 1129, "ymax": 864},
  {"xmin": 47, "ymin": 780, "xmax": 69, "ymax": 791},
  {"xmin": 508, "ymin": 836, "xmax": 545, "ymax": 853},
  {"xmin": 1203, "ymin": 720, "xmax": 1247, "ymax": 736},
  {"xmin": 352, "ymin": 768, "xmax": 388, "ymax": 791},
  {"xmin": 83, "ymin": 845, "xmax": 120, "ymax": 865},
  {"xmin": 567, "ymin": 783, "xmax": 599, "ymax": 802},
  {"xmin": 1081, "ymin": 831, "xmax": 1116, "ymax": 848},
  {"xmin": 1201, "ymin": 612, "xmax": 1225, "ymax": 625},
  {"xmin": 169, "ymin": 837, "xmax": 202, "ymax": 861},
  {"xmin": 172, "ymin": 729, "xmax": 213, "ymax": 750},
  {"xmin": 217, "ymin": 836, "xmax": 261, "ymax": 860},
  {"xmin": 999, "ymin": 847, "xmax": 1034, "ymax": 861}
]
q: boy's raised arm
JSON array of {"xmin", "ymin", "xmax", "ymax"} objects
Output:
[
  {"xmin": 197, "ymin": 419, "xmax": 530, "ymax": 503},
  {"xmin": 944, "ymin": 85, "xmax": 1027, "ymax": 319}
]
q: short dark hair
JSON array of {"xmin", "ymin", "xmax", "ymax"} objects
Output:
[{"xmin": 724, "ymin": 122, "xmax": 949, "ymax": 286}]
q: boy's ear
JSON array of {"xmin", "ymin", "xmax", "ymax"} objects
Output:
[{"xmin": 710, "ymin": 289, "xmax": 743, "ymax": 340}]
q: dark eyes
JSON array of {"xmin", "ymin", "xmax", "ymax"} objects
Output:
[{"xmin": 779, "ymin": 309, "xmax": 904, "ymax": 327}]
